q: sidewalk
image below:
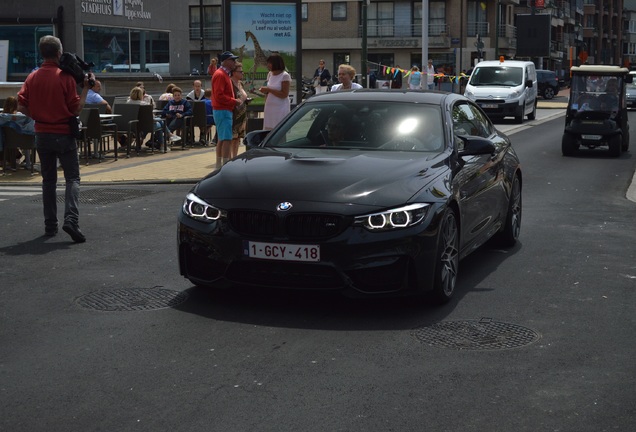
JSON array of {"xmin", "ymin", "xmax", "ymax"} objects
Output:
[
  {"xmin": 1, "ymin": 143, "xmax": 234, "ymax": 186},
  {"xmin": 1, "ymin": 91, "xmax": 570, "ymax": 186}
]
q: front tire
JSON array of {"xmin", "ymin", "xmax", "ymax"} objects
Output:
[
  {"xmin": 527, "ymin": 101, "xmax": 537, "ymax": 120},
  {"xmin": 622, "ymin": 129, "xmax": 630, "ymax": 152},
  {"xmin": 494, "ymin": 174, "xmax": 522, "ymax": 247},
  {"xmin": 431, "ymin": 209, "xmax": 459, "ymax": 304}
]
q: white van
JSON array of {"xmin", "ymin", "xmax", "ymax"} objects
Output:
[{"xmin": 464, "ymin": 59, "xmax": 537, "ymax": 123}]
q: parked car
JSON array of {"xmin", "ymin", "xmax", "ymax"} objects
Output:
[
  {"xmin": 625, "ymin": 71, "xmax": 636, "ymax": 109},
  {"xmin": 562, "ymin": 65, "xmax": 631, "ymax": 157},
  {"xmin": 537, "ymin": 69, "xmax": 560, "ymax": 100},
  {"xmin": 178, "ymin": 90, "xmax": 522, "ymax": 304}
]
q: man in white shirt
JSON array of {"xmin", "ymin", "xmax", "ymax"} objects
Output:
[
  {"xmin": 186, "ymin": 80, "xmax": 206, "ymax": 101},
  {"xmin": 425, "ymin": 59, "xmax": 436, "ymax": 90}
]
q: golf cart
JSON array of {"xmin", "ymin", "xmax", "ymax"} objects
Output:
[{"xmin": 562, "ymin": 65, "xmax": 632, "ymax": 157}]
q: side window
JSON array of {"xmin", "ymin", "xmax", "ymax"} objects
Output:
[{"xmin": 452, "ymin": 103, "xmax": 491, "ymax": 138}]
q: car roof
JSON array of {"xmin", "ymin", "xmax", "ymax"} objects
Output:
[
  {"xmin": 571, "ymin": 65, "xmax": 630, "ymax": 76},
  {"xmin": 303, "ymin": 89, "xmax": 460, "ymax": 105}
]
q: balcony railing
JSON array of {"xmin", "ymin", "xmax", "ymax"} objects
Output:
[
  {"xmin": 468, "ymin": 21, "xmax": 490, "ymax": 37},
  {"xmin": 358, "ymin": 23, "xmax": 449, "ymax": 38},
  {"xmin": 496, "ymin": 24, "xmax": 517, "ymax": 39},
  {"xmin": 189, "ymin": 27, "xmax": 223, "ymax": 40}
]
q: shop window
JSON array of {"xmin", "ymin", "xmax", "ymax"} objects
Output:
[
  {"xmin": 0, "ymin": 25, "xmax": 53, "ymax": 76},
  {"xmin": 83, "ymin": 26, "xmax": 170, "ymax": 75}
]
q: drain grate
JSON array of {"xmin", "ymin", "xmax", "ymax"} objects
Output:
[
  {"xmin": 412, "ymin": 318, "xmax": 540, "ymax": 350},
  {"xmin": 34, "ymin": 188, "xmax": 153, "ymax": 205},
  {"xmin": 76, "ymin": 288, "xmax": 188, "ymax": 311}
]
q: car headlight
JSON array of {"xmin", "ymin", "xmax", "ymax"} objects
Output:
[
  {"xmin": 182, "ymin": 192, "xmax": 225, "ymax": 223},
  {"xmin": 354, "ymin": 203, "xmax": 430, "ymax": 231},
  {"xmin": 509, "ymin": 90, "xmax": 521, "ymax": 99}
]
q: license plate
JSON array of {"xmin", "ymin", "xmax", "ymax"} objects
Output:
[
  {"xmin": 481, "ymin": 103, "xmax": 498, "ymax": 109},
  {"xmin": 582, "ymin": 134, "xmax": 602, "ymax": 140},
  {"xmin": 244, "ymin": 241, "xmax": 320, "ymax": 262}
]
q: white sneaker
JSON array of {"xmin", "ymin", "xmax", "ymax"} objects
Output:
[{"xmin": 170, "ymin": 134, "xmax": 181, "ymax": 142}]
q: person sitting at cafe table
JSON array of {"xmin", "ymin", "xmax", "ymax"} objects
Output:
[
  {"xmin": 161, "ymin": 86, "xmax": 191, "ymax": 143},
  {"xmin": 126, "ymin": 86, "xmax": 165, "ymax": 150},
  {"xmin": 0, "ymin": 96, "xmax": 35, "ymax": 170},
  {"xmin": 136, "ymin": 81, "xmax": 155, "ymax": 108},
  {"xmin": 86, "ymin": 80, "xmax": 112, "ymax": 113}
]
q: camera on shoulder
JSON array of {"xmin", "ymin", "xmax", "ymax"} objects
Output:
[{"xmin": 59, "ymin": 53, "xmax": 96, "ymax": 88}]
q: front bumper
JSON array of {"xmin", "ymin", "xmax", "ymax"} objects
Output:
[
  {"xmin": 474, "ymin": 99, "xmax": 522, "ymax": 118},
  {"xmin": 177, "ymin": 209, "xmax": 442, "ymax": 297}
]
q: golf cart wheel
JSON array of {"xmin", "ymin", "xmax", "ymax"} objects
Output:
[
  {"xmin": 609, "ymin": 135, "xmax": 622, "ymax": 157},
  {"xmin": 561, "ymin": 133, "xmax": 578, "ymax": 156},
  {"xmin": 622, "ymin": 130, "xmax": 630, "ymax": 152}
]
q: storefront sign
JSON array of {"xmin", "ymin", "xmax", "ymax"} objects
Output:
[
  {"xmin": 369, "ymin": 39, "xmax": 420, "ymax": 48},
  {"xmin": 81, "ymin": 0, "xmax": 151, "ymax": 20}
]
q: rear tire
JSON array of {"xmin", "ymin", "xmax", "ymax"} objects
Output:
[
  {"xmin": 431, "ymin": 209, "xmax": 459, "ymax": 304},
  {"xmin": 543, "ymin": 87, "xmax": 555, "ymax": 99},
  {"xmin": 609, "ymin": 135, "xmax": 622, "ymax": 157},
  {"xmin": 622, "ymin": 130, "xmax": 630, "ymax": 152},
  {"xmin": 562, "ymin": 133, "xmax": 578, "ymax": 156}
]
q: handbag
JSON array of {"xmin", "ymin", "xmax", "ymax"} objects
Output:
[{"xmin": 68, "ymin": 116, "xmax": 81, "ymax": 139}]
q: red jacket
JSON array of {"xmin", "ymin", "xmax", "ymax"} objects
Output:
[
  {"xmin": 211, "ymin": 67, "xmax": 236, "ymax": 111},
  {"xmin": 18, "ymin": 61, "xmax": 81, "ymax": 134}
]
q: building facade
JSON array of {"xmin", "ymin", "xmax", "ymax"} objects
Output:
[{"xmin": 1, "ymin": 0, "xmax": 631, "ymax": 86}]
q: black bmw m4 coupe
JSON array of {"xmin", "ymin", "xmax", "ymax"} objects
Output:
[{"xmin": 178, "ymin": 90, "xmax": 522, "ymax": 304}]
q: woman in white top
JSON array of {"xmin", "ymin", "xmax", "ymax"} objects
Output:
[
  {"xmin": 259, "ymin": 54, "xmax": 291, "ymax": 130},
  {"xmin": 330, "ymin": 64, "xmax": 363, "ymax": 92}
]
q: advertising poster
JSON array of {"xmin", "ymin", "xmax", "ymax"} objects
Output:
[{"xmin": 228, "ymin": 1, "xmax": 300, "ymax": 104}]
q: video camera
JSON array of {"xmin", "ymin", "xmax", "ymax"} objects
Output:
[{"xmin": 59, "ymin": 53, "xmax": 96, "ymax": 88}]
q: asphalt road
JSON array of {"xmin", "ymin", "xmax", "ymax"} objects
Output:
[{"xmin": 1, "ymin": 112, "xmax": 635, "ymax": 431}]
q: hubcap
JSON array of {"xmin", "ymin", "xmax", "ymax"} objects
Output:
[
  {"xmin": 440, "ymin": 213, "xmax": 459, "ymax": 297},
  {"xmin": 510, "ymin": 179, "xmax": 522, "ymax": 239}
]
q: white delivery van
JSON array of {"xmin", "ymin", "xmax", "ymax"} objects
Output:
[{"xmin": 464, "ymin": 59, "xmax": 537, "ymax": 123}]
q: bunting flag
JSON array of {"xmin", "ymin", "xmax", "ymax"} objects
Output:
[{"xmin": 367, "ymin": 60, "xmax": 469, "ymax": 83}]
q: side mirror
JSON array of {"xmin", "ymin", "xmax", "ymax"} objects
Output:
[
  {"xmin": 526, "ymin": 79, "xmax": 533, "ymax": 88},
  {"xmin": 626, "ymin": 74, "xmax": 634, "ymax": 84},
  {"xmin": 457, "ymin": 135, "xmax": 496, "ymax": 157},
  {"xmin": 244, "ymin": 130, "xmax": 269, "ymax": 149}
]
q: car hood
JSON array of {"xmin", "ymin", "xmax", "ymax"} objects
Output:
[
  {"xmin": 193, "ymin": 148, "xmax": 448, "ymax": 209},
  {"xmin": 469, "ymin": 87, "xmax": 523, "ymax": 98}
]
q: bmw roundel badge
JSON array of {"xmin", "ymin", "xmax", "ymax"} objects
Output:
[{"xmin": 277, "ymin": 202, "xmax": 293, "ymax": 211}]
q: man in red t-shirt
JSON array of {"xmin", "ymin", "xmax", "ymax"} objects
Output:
[
  {"xmin": 212, "ymin": 51, "xmax": 242, "ymax": 167},
  {"xmin": 18, "ymin": 35, "xmax": 91, "ymax": 242}
]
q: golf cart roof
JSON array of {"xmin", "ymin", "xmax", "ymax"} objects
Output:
[{"xmin": 571, "ymin": 65, "xmax": 630, "ymax": 76}]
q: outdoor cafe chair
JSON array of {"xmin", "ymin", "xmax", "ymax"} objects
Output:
[
  {"xmin": 190, "ymin": 101, "xmax": 211, "ymax": 146},
  {"xmin": 79, "ymin": 108, "xmax": 117, "ymax": 163},
  {"xmin": 111, "ymin": 103, "xmax": 140, "ymax": 157},
  {"xmin": 137, "ymin": 104, "xmax": 167, "ymax": 154}
]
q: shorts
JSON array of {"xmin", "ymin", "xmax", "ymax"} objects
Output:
[{"xmin": 213, "ymin": 109, "xmax": 233, "ymax": 141}]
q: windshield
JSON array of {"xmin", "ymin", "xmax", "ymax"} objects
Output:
[
  {"xmin": 264, "ymin": 101, "xmax": 445, "ymax": 152},
  {"xmin": 468, "ymin": 66, "xmax": 523, "ymax": 86},
  {"xmin": 569, "ymin": 74, "xmax": 623, "ymax": 113}
]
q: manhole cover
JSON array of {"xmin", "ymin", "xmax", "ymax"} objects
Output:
[
  {"xmin": 412, "ymin": 319, "xmax": 540, "ymax": 350},
  {"xmin": 76, "ymin": 288, "xmax": 188, "ymax": 311},
  {"xmin": 34, "ymin": 188, "xmax": 153, "ymax": 205}
]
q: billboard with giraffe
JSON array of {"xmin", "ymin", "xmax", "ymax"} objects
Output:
[{"xmin": 226, "ymin": 1, "xmax": 301, "ymax": 104}]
